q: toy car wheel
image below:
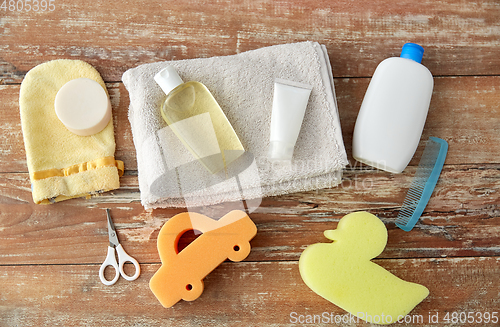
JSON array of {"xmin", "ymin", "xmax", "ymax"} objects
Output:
[
  {"xmin": 227, "ymin": 242, "xmax": 251, "ymax": 262},
  {"xmin": 182, "ymin": 278, "xmax": 204, "ymax": 302}
]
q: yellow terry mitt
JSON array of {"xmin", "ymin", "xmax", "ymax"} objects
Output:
[{"xmin": 19, "ymin": 59, "xmax": 123, "ymax": 204}]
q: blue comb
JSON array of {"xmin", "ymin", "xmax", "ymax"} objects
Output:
[{"xmin": 396, "ymin": 137, "xmax": 448, "ymax": 232}]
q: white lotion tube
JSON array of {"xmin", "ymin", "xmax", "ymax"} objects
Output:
[{"xmin": 269, "ymin": 79, "xmax": 313, "ymax": 161}]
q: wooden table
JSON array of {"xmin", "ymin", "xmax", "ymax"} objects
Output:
[{"xmin": 1, "ymin": 1, "xmax": 499, "ymax": 326}]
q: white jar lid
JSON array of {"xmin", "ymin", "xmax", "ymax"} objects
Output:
[{"xmin": 54, "ymin": 78, "xmax": 112, "ymax": 136}]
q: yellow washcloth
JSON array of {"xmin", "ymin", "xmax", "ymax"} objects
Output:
[{"xmin": 19, "ymin": 59, "xmax": 123, "ymax": 204}]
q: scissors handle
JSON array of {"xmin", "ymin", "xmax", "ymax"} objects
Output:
[
  {"xmin": 115, "ymin": 244, "xmax": 141, "ymax": 281},
  {"xmin": 99, "ymin": 246, "xmax": 120, "ymax": 286}
]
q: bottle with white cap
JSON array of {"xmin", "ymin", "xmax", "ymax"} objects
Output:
[
  {"xmin": 154, "ymin": 66, "xmax": 244, "ymax": 174},
  {"xmin": 352, "ymin": 43, "xmax": 434, "ymax": 173}
]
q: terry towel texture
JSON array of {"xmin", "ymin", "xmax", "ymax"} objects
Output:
[
  {"xmin": 123, "ymin": 41, "xmax": 348, "ymax": 210},
  {"xmin": 19, "ymin": 59, "xmax": 124, "ymax": 204}
]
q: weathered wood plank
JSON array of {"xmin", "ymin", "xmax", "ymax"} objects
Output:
[
  {"xmin": 1, "ymin": 0, "xmax": 500, "ymax": 83},
  {"xmin": 1, "ymin": 162, "xmax": 498, "ymax": 264},
  {"xmin": 2, "ymin": 75, "xmax": 500, "ymax": 172},
  {"xmin": 1, "ymin": 0, "xmax": 499, "ymax": 326},
  {"xmin": 0, "ymin": 257, "xmax": 498, "ymax": 326}
]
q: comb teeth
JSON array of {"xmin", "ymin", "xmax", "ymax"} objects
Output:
[{"xmin": 396, "ymin": 137, "xmax": 448, "ymax": 232}]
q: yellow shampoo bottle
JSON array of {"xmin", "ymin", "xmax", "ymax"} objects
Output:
[{"xmin": 154, "ymin": 66, "xmax": 244, "ymax": 174}]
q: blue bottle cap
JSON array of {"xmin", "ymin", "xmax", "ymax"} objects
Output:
[{"xmin": 400, "ymin": 43, "xmax": 424, "ymax": 63}]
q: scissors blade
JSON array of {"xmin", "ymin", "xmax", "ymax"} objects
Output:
[{"xmin": 106, "ymin": 209, "xmax": 120, "ymax": 248}]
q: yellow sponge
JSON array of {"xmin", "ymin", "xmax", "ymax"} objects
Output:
[{"xmin": 299, "ymin": 211, "xmax": 429, "ymax": 325}]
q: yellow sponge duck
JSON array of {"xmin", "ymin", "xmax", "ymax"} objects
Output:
[{"xmin": 299, "ymin": 211, "xmax": 429, "ymax": 325}]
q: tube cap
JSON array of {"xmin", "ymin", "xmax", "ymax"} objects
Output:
[
  {"xmin": 54, "ymin": 78, "xmax": 112, "ymax": 136},
  {"xmin": 154, "ymin": 65, "xmax": 184, "ymax": 95},
  {"xmin": 269, "ymin": 141, "xmax": 295, "ymax": 161},
  {"xmin": 400, "ymin": 43, "xmax": 424, "ymax": 63}
]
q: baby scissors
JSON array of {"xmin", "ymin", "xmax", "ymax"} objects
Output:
[{"xmin": 99, "ymin": 209, "xmax": 141, "ymax": 286}]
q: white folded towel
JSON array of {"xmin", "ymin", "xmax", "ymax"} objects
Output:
[{"xmin": 122, "ymin": 41, "xmax": 348, "ymax": 210}]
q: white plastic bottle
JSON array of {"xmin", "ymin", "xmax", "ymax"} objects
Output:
[{"xmin": 352, "ymin": 43, "xmax": 433, "ymax": 173}]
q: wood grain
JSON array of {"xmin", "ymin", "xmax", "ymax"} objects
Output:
[
  {"xmin": 0, "ymin": 257, "xmax": 498, "ymax": 326},
  {"xmin": 1, "ymin": 163, "xmax": 499, "ymax": 265},
  {"xmin": 1, "ymin": 0, "xmax": 499, "ymax": 325},
  {"xmin": 1, "ymin": 0, "xmax": 500, "ymax": 83}
]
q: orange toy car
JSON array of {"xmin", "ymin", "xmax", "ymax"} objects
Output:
[{"xmin": 150, "ymin": 210, "xmax": 257, "ymax": 308}]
